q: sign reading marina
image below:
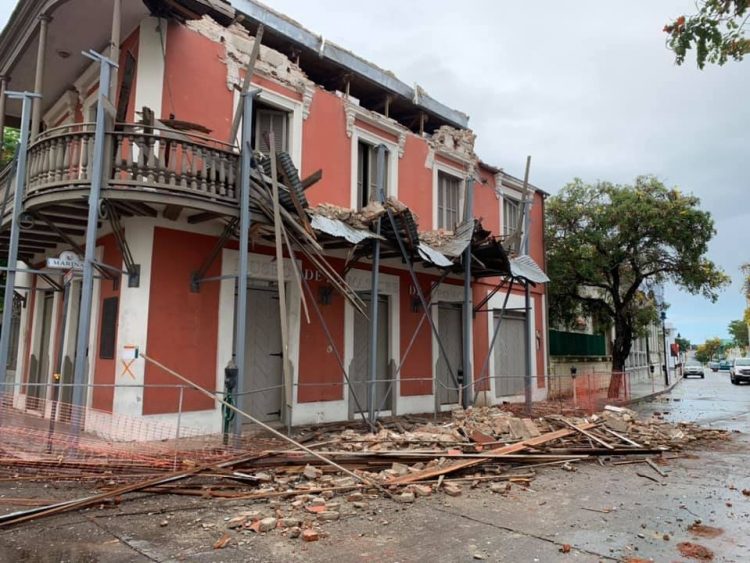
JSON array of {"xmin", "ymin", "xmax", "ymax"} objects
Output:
[{"xmin": 47, "ymin": 250, "xmax": 83, "ymax": 271}]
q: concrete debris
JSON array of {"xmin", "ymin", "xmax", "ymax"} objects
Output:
[
  {"xmin": 302, "ymin": 529, "xmax": 320, "ymax": 542},
  {"xmin": 309, "ymin": 197, "xmax": 412, "ymax": 230},
  {"xmin": 3, "ymin": 403, "xmax": 729, "ymax": 542}
]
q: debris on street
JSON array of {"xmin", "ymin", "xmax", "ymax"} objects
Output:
[{"xmin": 0, "ymin": 403, "xmax": 730, "ymax": 543}]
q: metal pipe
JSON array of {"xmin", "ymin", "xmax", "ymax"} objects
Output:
[
  {"xmin": 71, "ymin": 51, "xmax": 117, "ymax": 436},
  {"xmin": 462, "ymin": 177, "xmax": 474, "ymax": 408},
  {"xmin": 367, "ymin": 144, "xmax": 387, "ymax": 425},
  {"xmin": 232, "ymin": 91, "xmax": 256, "ymax": 440},
  {"xmin": 0, "ymin": 92, "xmax": 36, "ymax": 391},
  {"xmin": 30, "ymin": 16, "xmax": 50, "ymax": 140},
  {"xmin": 520, "ymin": 157, "xmax": 533, "ymax": 414},
  {"xmin": 0, "ymin": 76, "xmax": 7, "ymax": 154},
  {"xmin": 661, "ymin": 313, "xmax": 669, "ymax": 386}
]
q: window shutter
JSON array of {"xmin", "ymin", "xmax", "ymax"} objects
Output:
[
  {"xmin": 255, "ymin": 109, "xmax": 287, "ymax": 155},
  {"xmin": 368, "ymin": 145, "xmax": 388, "ymax": 200},
  {"xmin": 99, "ymin": 297, "xmax": 118, "ymax": 360}
]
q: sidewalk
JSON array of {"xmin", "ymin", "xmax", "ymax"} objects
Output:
[{"xmin": 626, "ymin": 372, "xmax": 684, "ymax": 405}]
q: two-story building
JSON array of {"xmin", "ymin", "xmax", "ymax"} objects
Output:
[{"xmin": 0, "ymin": 0, "xmax": 548, "ymax": 434}]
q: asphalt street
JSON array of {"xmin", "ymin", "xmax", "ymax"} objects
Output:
[{"xmin": 1, "ymin": 369, "xmax": 748, "ymax": 562}]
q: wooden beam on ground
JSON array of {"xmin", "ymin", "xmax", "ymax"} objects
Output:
[{"xmin": 387, "ymin": 422, "xmax": 599, "ymax": 485}]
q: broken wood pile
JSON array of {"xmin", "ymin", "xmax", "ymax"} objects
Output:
[{"xmin": 0, "ymin": 404, "xmax": 729, "ymax": 544}]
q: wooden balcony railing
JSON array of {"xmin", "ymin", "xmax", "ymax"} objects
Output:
[{"xmin": 20, "ymin": 122, "xmax": 240, "ymax": 211}]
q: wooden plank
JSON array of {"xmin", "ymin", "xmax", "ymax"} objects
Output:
[
  {"xmin": 301, "ymin": 169, "xmax": 323, "ymax": 190},
  {"xmin": 387, "ymin": 422, "xmax": 598, "ymax": 485},
  {"xmin": 600, "ymin": 425, "xmax": 643, "ymax": 448},
  {"xmin": 269, "ymin": 134, "xmax": 294, "ymax": 423},
  {"xmin": 645, "ymin": 458, "xmax": 667, "ymax": 478},
  {"xmin": 553, "ymin": 417, "xmax": 614, "ymax": 450}
]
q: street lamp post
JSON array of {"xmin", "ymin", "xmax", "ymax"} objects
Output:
[{"xmin": 661, "ymin": 311, "xmax": 669, "ymax": 386}]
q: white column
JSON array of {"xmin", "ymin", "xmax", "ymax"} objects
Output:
[
  {"xmin": 134, "ymin": 17, "xmax": 167, "ymax": 119},
  {"xmin": 112, "ymin": 218, "xmax": 154, "ymax": 415},
  {"xmin": 31, "ymin": 15, "xmax": 50, "ymax": 139}
]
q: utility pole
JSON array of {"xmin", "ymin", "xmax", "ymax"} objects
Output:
[{"xmin": 660, "ymin": 311, "xmax": 669, "ymax": 386}]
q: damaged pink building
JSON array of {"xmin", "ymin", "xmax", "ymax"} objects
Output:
[{"xmin": 0, "ymin": 0, "xmax": 549, "ymax": 434}]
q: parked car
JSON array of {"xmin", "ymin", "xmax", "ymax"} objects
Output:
[
  {"xmin": 719, "ymin": 360, "xmax": 731, "ymax": 372},
  {"xmin": 730, "ymin": 358, "xmax": 750, "ymax": 385},
  {"xmin": 709, "ymin": 361, "xmax": 719, "ymax": 372},
  {"xmin": 683, "ymin": 361, "xmax": 705, "ymax": 379}
]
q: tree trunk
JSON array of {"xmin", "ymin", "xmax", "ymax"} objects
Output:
[{"xmin": 608, "ymin": 313, "xmax": 633, "ymax": 398}]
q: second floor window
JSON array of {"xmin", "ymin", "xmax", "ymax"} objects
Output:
[
  {"xmin": 503, "ymin": 197, "xmax": 521, "ymax": 236},
  {"xmin": 437, "ymin": 171, "xmax": 461, "ymax": 230},
  {"xmin": 357, "ymin": 141, "xmax": 389, "ymax": 208},
  {"xmin": 254, "ymin": 107, "xmax": 289, "ymax": 155}
]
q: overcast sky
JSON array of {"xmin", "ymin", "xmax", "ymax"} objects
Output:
[
  {"xmin": 1, "ymin": 1, "xmax": 747, "ymax": 344},
  {"xmin": 259, "ymin": 0, "xmax": 749, "ymax": 345}
]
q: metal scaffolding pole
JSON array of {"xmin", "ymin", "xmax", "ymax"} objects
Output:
[
  {"xmin": 0, "ymin": 91, "xmax": 37, "ymax": 395},
  {"xmin": 368, "ymin": 144, "xmax": 387, "ymax": 425},
  {"xmin": 462, "ymin": 177, "xmax": 474, "ymax": 408},
  {"xmin": 71, "ymin": 51, "xmax": 117, "ymax": 436},
  {"xmin": 520, "ymin": 156, "xmax": 534, "ymax": 414},
  {"xmin": 233, "ymin": 90, "xmax": 257, "ymax": 439}
]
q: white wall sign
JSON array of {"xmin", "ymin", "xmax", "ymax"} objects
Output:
[{"xmin": 47, "ymin": 251, "xmax": 83, "ymax": 270}]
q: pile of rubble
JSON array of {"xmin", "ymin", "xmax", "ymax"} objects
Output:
[
  {"xmin": 310, "ymin": 197, "xmax": 411, "ymax": 230},
  {"xmin": 0, "ymin": 405, "xmax": 730, "ymax": 545}
]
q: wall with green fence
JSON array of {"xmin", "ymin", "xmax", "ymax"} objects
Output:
[{"xmin": 549, "ymin": 330, "xmax": 607, "ymax": 357}]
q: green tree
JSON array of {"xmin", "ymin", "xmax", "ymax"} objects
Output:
[
  {"xmin": 695, "ymin": 337, "xmax": 722, "ymax": 363},
  {"xmin": 675, "ymin": 335, "xmax": 692, "ymax": 351},
  {"xmin": 728, "ymin": 319, "xmax": 749, "ymax": 349},
  {"xmin": 1, "ymin": 128, "xmax": 20, "ymax": 168},
  {"xmin": 546, "ymin": 176, "xmax": 729, "ymax": 395},
  {"xmin": 664, "ymin": 0, "xmax": 750, "ymax": 69}
]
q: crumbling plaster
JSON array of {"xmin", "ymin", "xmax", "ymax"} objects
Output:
[
  {"xmin": 186, "ymin": 17, "xmax": 478, "ymax": 173},
  {"xmin": 186, "ymin": 16, "xmax": 315, "ymax": 118}
]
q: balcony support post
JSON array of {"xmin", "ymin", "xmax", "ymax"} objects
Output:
[
  {"xmin": 30, "ymin": 15, "xmax": 51, "ymax": 140},
  {"xmin": 71, "ymin": 51, "xmax": 117, "ymax": 438},
  {"xmin": 0, "ymin": 91, "xmax": 38, "ymax": 395}
]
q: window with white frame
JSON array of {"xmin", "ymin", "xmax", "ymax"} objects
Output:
[
  {"xmin": 437, "ymin": 171, "xmax": 461, "ymax": 230},
  {"xmin": 356, "ymin": 140, "xmax": 389, "ymax": 208},
  {"xmin": 503, "ymin": 196, "xmax": 521, "ymax": 236},
  {"xmin": 254, "ymin": 105, "xmax": 289, "ymax": 155}
]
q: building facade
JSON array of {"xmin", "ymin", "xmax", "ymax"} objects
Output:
[{"xmin": 0, "ymin": 0, "xmax": 548, "ymax": 433}]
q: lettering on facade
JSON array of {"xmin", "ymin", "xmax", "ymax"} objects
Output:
[{"xmin": 47, "ymin": 250, "xmax": 83, "ymax": 271}]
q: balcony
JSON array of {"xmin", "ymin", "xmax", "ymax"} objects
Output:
[
  {"xmin": 0, "ymin": 122, "xmax": 243, "ymax": 261},
  {"xmin": 28, "ymin": 122, "xmax": 240, "ymax": 213}
]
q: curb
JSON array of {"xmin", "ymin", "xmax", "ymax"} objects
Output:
[{"xmin": 624, "ymin": 375, "xmax": 684, "ymax": 406}]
